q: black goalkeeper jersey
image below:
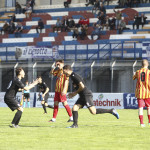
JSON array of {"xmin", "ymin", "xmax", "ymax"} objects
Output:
[
  {"xmin": 38, "ymin": 82, "xmax": 48, "ymax": 94},
  {"xmin": 70, "ymin": 72, "xmax": 92, "ymax": 97},
  {"xmin": 5, "ymin": 77, "xmax": 25, "ymax": 99}
]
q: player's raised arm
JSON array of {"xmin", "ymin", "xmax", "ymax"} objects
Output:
[{"xmin": 24, "ymin": 78, "xmax": 39, "ymax": 91}]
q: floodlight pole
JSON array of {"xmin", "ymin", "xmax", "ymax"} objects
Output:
[
  {"xmin": 132, "ymin": 60, "xmax": 137, "ymax": 92},
  {"xmin": 133, "ymin": 60, "xmax": 137, "ymax": 75},
  {"xmin": 71, "ymin": 62, "xmax": 75, "ymax": 92},
  {"xmin": 14, "ymin": 62, "xmax": 18, "ymax": 77},
  {"xmin": 91, "ymin": 61, "xmax": 95, "ymax": 81},
  {"xmin": 50, "ymin": 62, "xmax": 55, "ymax": 92},
  {"xmin": 33, "ymin": 62, "xmax": 37, "ymax": 92},
  {"xmin": 111, "ymin": 61, "xmax": 116, "ymax": 93}
]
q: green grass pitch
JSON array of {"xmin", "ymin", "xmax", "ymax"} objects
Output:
[{"xmin": 0, "ymin": 107, "xmax": 150, "ymax": 150}]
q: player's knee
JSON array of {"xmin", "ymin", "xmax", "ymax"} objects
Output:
[
  {"xmin": 41, "ymin": 101, "xmax": 44, "ymax": 104},
  {"xmin": 18, "ymin": 107, "xmax": 23, "ymax": 112},
  {"xmin": 62, "ymin": 101, "xmax": 67, "ymax": 106},
  {"xmin": 45, "ymin": 103, "xmax": 48, "ymax": 106},
  {"xmin": 73, "ymin": 105, "xmax": 78, "ymax": 111}
]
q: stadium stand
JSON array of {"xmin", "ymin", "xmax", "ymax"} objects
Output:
[{"xmin": 0, "ymin": 0, "xmax": 150, "ymax": 61}]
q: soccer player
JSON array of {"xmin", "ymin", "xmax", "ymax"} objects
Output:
[
  {"xmin": 38, "ymin": 76, "xmax": 54, "ymax": 114},
  {"xmin": 133, "ymin": 59, "xmax": 150, "ymax": 127},
  {"xmin": 23, "ymin": 80, "xmax": 30, "ymax": 108},
  {"xmin": 49, "ymin": 60, "xmax": 73, "ymax": 122},
  {"xmin": 63, "ymin": 65, "xmax": 119, "ymax": 128},
  {"xmin": 4, "ymin": 67, "xmax": 39, "ymax": 128}
]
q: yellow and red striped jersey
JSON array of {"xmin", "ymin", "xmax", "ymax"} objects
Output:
[
  {"xmin": 133, "ymin": 68, "xmax": 150, "ymax": 99},
  {"xmin": 53, "ymin": 69, "xmax": 69, "ymax": 93}
]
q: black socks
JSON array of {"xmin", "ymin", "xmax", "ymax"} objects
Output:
[
  {"xmin": 12, "ymin": 110, "xmax": 22, "ymax": 125},
  {"xmin": 96, "ymin": 108, "xmax": 113, "ymax": 114},
  {"xmin": 72, "ymin": 111, "xmax": 78, "ymax": 125},
  {"xmin": 42, "ymin": 104, "xmax": 47, "ymax": 113}
]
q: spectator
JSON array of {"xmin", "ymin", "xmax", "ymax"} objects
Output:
[
  {"xmin": 61, "ymin": 16, "xmax": 69, "ymax": 32},
  {"xmin": 15, "ymin": 2, "xmax": 22, "ymax": 14},
  {"xmin": 36, "ymin": 19, "xmax": 44, "ymax": 33},
  {"xmin": 98, "ymin": 12, "xmax": 106, "ymax": 29},
  {"xmin": 133, "ymin": 0, "xmax": 140, "ymax": 7},
  {"xmin": 85, "ymin": 0, "xmax": 96, "ymax": 6},
  {"xmin": 83, "ymin": 16, "xmax": 89, "ymax": 26},
  {"xmin": 103, "ymin": 16, "xmax": 111, "ymax": 30},
  {"xmin": 53, "ymin": 18, "xmax": 62, "ymax": 32},
  {"xmin": 97, "ymin": 4, "xmax": 106, "ymax": 16},
  {"xmin": 8, "ymin": 21, "xmax": 16, "ymax": 34},
  {"xmin": 14, "ymin": 22, "xmax": 23, "ymax": 37},
  {"xmin": 113, "ymin": 9, "xmax": 122, "ymax": 29},
  {"xmin": 118, "ymin": 19, "xmax": 126, "ymax": 34},
  {"xmin": 140, "ymin": 13, "xmax": 147, "ymax": 28},
  {"xmin": 105, "ymin": 0, "xmax": 111, "ymax": 5},
  {"xmin": 126, "ymin": 0, "xmax": 132, "ymax": 7},
  {"xmin": 28, "ymin": 0, "xmax": 35, "ymax": 12},
  {"xmin": 11, "ymin": 14, "xmax": 16, "ymax": 22},
  {"xmin": 92, "ymin": 0, "xmax": 100, "ymax": 14},
  {"xmin": 133, "ymin": 13, "xmax": 141, "ymax": 29},
  {"xmin": 76, "ymin": 17, "xmax": 84, "ymax": 28},
  {"xmin": 64, "ymin": 0, "xmax": 72, "ymax": 8},
  {"xmin": 79, "ymin": 25, "xmax": 88, "ymax": 40},
  {"xmin": 110, "ymin": 16, "xmax": 116, "ymax": 30},
  {"xmin": 68, "ymin": 17, "xmax": 75, "ymax": 28},
  {"xmin": 91, "ymin": 23, "xmax": 101, "ymax": 40},
  {"xmin": 25, "ymin": 4, "xmax": 32, "ymax": 18},
  {"xmin": 118, "ymin": 19, "xmax": 130, "ymax": 34},
  {"xmin": 70, "ymin": 26, "xmax": 79, "ymax": 40},
  {"xmin": 119, "ymin": 0, "xmax": 126, "ymax": 7},
  {"xmin": 0, "ymin": 21, "xmax": 9, "ymax": 35}
]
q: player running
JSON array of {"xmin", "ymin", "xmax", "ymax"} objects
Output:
[
  {"xmin": 4, "ymin": 67, "xmax": 39, "ymax": 128},
  {"xmin": 23, "ymin": 80, "xmax": 30, "ymax": 108},
  {"xmin": 38, "ymin": 76, "xmax": 54, "ymax": 114},
  {"xmin": 49, "ymin": 59, "xmax": 73, "ymax": 122},
  {"xmin": 63, "ymin": 65, "xmax": 119, "ymax": 128},
  {"xmin": 133, "ymin": 59, "xmax": 150, "ymax": 127}
]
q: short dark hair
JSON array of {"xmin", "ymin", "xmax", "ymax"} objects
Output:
[
  {"xmin": 38, "ymin": 76, "xmax": 42, "ymax": 79},
  {"xmin": 56, "ymin": 59, "xmax": 64, "ymax": 64},
  {"xmin": 63, "ymin": 65, "xmax": 72, "ymax": 71},
  {"xmin": 16, "ymin": 67, "xmax": 22, "ymax": 76}
]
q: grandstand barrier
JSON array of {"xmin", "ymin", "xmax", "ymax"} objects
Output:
[
  {"xmin": 0, "ymin": 92, "xmax": 138, "ymax": 109},
  {"xmin": 0, "ymin": 40, "xmax": 150, "ymax": 61}
]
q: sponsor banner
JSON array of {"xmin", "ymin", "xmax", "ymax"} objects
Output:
[
  {"xmin": 15, "ymin": 46, "xmax": 59, "ymax": 59},
  {"xmin": 142, "ymin": 42, "xmax": 150, "ymax": 59},
  {"xmin": 0, "ymin": 92, "xmax": 34, "ymax": 107},
  {"xmin": 93, "ymin": 93, "xmax": 124, "ymax": 109},
  {"xmin": 0, "ymin": 92, "xmax": 124, "ymax": 109},
  {"xmin": 123, "ymin": 93, "xmax": 138, "ymax": 109},
  {"xmin": 35, "ymin": 93, "xmax": 124, "ymax": 109}
]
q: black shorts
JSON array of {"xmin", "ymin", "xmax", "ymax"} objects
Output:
[
  {"xmin": 4, "ymin": 98, "xmax": 20, "ymax": 111},
  {"xmin": 75, "ymin": 94, "xmax": 94, "ymax": 108},
  {"xmin": 42, "ymin": 93, "xmax": 49, "ymax": 103},
  {"xmin": 24, "ymin": 93, "xmax": 30, "ymax": 99}
]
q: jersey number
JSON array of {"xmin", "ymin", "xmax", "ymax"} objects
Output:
[
  {"xmin": 7, "ymin": 81, "xmax": 12, "ymax": 89},
  {"xmin": 141, "ymin": 72, "xmax": 145, "ymax": 82}
]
